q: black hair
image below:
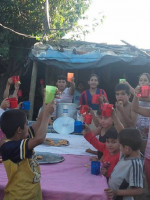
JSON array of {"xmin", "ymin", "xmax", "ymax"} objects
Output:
[
  {"xmin": 0, "ymin": 109, "xmax": 27, "ymax": 139},
  {"xmin": 89, "ymin": 73, "xmax": 99, "ymax": 81},
  {"xmin": 56, "ymin": 75, "xmax": 67, "ymax": 82},
  {"xmin": 139, "ymin": 73, "xmax": 150, "ymax": 82},
  {"xmin": 105, "ymin": 127, "xmax": 118, "ymax": 139},
  {"xmin": 115, "ymin": 83, "xmax": 130, "ymax": 95},
  {"xmin": 118, "ymin": 128, "xmax": 142, "ymax": 151}
]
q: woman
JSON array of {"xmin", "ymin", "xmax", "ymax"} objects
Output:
[{"xmin": 80, "ymin": 74, "xmax": 108, "ymax": 111}]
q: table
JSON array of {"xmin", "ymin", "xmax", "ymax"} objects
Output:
[{"xmin": 0, "ymin": 133, "xmax": 109, "ymax": 200}]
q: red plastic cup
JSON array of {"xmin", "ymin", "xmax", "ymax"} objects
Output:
[
  {"xmin": 92, "ymin": 94, "xmax": 100, "ymax": 104},
  {"xmin": 101, "ymin": 103, "xmax": 113, "ymax": 117},
  {"xmin": 84, "ymin": 114, "xmax": 93, "ymax": 124},
  {"xmin": 11, "ymin": 76, "xmax": 20, "ymax": 83},
  {"xmin": 7, "ymin": 97, "xmax": 18, "ymax": 108},
  {"xmin": 80, "ymin": 105, "xmax": 89, "ymax": 114},
  {"xmin": 17, "ymin": 89, "xmax": 22, "ymax": 97},
  {"xmin": 140, "ymin": 85, "xmax": 150, "ymax": 98}
]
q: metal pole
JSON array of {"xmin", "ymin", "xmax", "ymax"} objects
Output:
[{"xmin": 28, "ymin": 61, "xmax": 38, "ymax": 120}]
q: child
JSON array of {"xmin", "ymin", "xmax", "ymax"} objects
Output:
[
  {"xmin": 80, "ymin": 74, "xmax": 108, "ymax": 111},
  {"xmin": 123, "ymin": 73, "xmax": 150, "ymax": 153},
  {"xmin": 38, "ymin": 75, "xmax": 75, "ymax": 119},
  {"xmin": 83, "ymin": 126, "xmax": 120, "ymax": 178},
  {"xmin": 86, "ymin": 110, "xmax": 114, "ymax": 160},
  {"xmin": 73, "ymin": 81, "xmax": 85, "ymax": 106},
  {"xmin": 132, "ymin": 88, "xmax": 150, "ymax": 195},
  {"xmin": 105, "ymin": 128, "xmax": 143, "ymax": 200},
  {"xmin": 115, "ymin": 83, "xmax": 137, "ymax": 128},
  {"xmin": 0, "ymin": 102, "xmax": 55, "ymax": 200},
  {"xmin": 55, "ymin": 74, "xmax": 75, "ymax": 103}
]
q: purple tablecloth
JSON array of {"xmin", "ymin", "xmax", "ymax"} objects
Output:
[{"xmin": 0, "ymin": 154, "xmax": 108, "ymax": 200}]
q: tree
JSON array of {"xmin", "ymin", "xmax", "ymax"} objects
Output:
[
  {"xmin": 0, "ymin": 0, "xmax": 91, "ymax": 101},
  {"xmin": 0, "ymin": 0, "xmax": 91, "ymax": 60}
]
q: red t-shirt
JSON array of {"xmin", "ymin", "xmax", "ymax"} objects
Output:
[{"xmin": 84, "ymin": 131, "xmax": 120, "ymax": 178}]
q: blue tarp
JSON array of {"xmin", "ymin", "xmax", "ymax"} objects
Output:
[{"xmin": 30, "ymin": 45, "xmax": 150, "ymax": 70}]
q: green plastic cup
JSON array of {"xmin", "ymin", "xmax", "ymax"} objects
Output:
[
  {"xmin": 119, "ymin": 78, "xmax": 126, "ymax": 83},
  {"xmin": 45, "ymin": 85, "xmax": 57, "ymax": 104}
]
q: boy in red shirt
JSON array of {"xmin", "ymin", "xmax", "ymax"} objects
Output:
[{"xmin": 83, "ymin": 126, "xmax": 120, "ymax": 178}]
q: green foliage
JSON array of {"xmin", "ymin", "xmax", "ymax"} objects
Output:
[{"xmin": 0, "ymin": 0, "xmax": 91, "ymax": 60}]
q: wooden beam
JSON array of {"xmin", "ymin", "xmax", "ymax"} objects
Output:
[{"xmin": 28, "ymin": 61, "xmax": 38, "ymax": 120}]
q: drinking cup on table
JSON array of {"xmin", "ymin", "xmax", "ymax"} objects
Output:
[
  {"xmin": 101, "ymin": 103, "xmax": 113, "ymax": 117},
  {"xmin": 74, "ymin": 121, "xmax": 84, "ymax": 133},
  {"xmin": 91, "ymin": 161, "xmax": 100, "ymax": 175},
  {"xmin": 92, "ymin": 94, "xmax": 100, "ymax": 104},
  {"xmin": 80, "ymin": 105, "xmax": 89, "ymax": 114},
  {"xmin": 84, "ymin": 114, "xmax": 93, "ymax": 124},
  {"xmin": 7, "ymin": 97, "xmax": 18, "ymax": 109},
  {"xmin": 21, "ymin": 101, "xmax": 30, "ymax": 110},
  {"xmin": 67, "ymin": 73, "xmax": 74, "ymax": 82},
  {"xmin": 140, "ymin": 85, "xmax": 150, "ymax": 98},
  {"xmin": 45, "ymin": 85, "xmax": 57, "ymax": 104}
]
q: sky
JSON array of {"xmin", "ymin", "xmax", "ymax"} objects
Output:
[{"xmin": 65, "ymin": 0, "xmax": 150, "ymax": 49}]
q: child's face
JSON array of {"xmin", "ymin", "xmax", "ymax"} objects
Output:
[
  {"xmin": 98, "ymin": 116, "xmax": 113, "ymax": 129},
  {"xmin": 119, "ymin": 144, "xmax": 130, "ymax": 156},
  {"xmin": 88, "ymin": 76, "xmax": 98, "ymax": 89},
  {"xmin": 56, "ymin": 80, "xmax": 67, "ymax": 91},
  {"xmin": 106, "ymin": 138, "xmax": 120, "ymax": 154},
  {"xmin": 139, "ymin": 74, "xmax": 150, "ymax": 86},
  {"xmin": 115, "ymin": 90, "xmax": 129, "ymax": 105}
]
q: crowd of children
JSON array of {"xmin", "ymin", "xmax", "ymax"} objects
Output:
[{"xmin": 0, "ymin": 72, "xmax": 150, "ymax": 200}]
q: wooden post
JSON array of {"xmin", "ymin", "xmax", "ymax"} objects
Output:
[{"xmin": 28, "ymin": 61, "xmax": 38, "ymax": 120}]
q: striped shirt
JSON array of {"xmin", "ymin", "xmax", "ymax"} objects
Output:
[{"xmin": 109, "ymin": 155, "xmax": 144, "ymax": 200}]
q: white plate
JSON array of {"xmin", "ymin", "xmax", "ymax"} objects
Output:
[{"xmin": 53, "ymin": 116, "xmax": 75, "ymax": 134}]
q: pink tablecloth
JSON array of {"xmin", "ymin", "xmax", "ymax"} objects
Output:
[{"xmin": 0, "ymin": 154, "xmax": 108, "ymax": 200}]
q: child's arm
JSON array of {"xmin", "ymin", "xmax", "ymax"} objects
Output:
[
  {"xmin": 112, "ymin": 110, "xmax": 124, "ymax": 133},
  {"xmin": 0, "ymin": 99, "xmax": 10, "ymax": 111},
  {"xmin": 121, "ymin": 80, "xmax": 135, "ymax": 95},
  {"xmin": 89, "ymin": 108, "xmax": 100, "ymax": 128},
  {"xmin": 132, "ymin": 87, "xmax": 150, "ymax": 117},
  {"xmin": 28, "ymin": 102, "xmax": 55, "ymax": 150},
  {"xmin": 12, "ymin": 82, "xmax": 20, "ymax": 98},
  {"xmin": 69, "ymin": 78, "xmax": 75, "ymax": 95},
  {"xmin": 83, "ymin": 125, "xmax": 105, "ymax": 152},
  {"xmin": 3, "ymin": 77, "xmax": 13, "ymax": 98},
  {"xmin": 105, "ymin": 187, "xmax": 143, "ymax": 199}
]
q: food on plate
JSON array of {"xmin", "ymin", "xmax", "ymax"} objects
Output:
[
  {"xmin": 45, "ymin": 138, "xmax": 68, "ymax": 146},
  {"xmin": 37, "ymin": 155, "xmax": 43, "ymax": 160},
  {"xmin": 45, "ymin": 138, "xmax": 55, "ymax": 145}
]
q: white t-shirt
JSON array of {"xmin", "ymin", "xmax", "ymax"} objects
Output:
[
  {"xmin": 109, "ymin": 155, "xmax": 143, "ymax": 200},
  {"xmin": 56, "ymin": 87, "xmax": 73, "ymax": 104}
]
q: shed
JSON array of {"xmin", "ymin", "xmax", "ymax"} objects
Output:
[{"xmin": 29, "ymin": 40, "xmax": 150, "ymax": 120}]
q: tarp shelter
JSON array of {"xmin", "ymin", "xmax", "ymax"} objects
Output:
[{"xmin": 29, "ymin": 40, "xmax": 150, "ymax": 119}]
